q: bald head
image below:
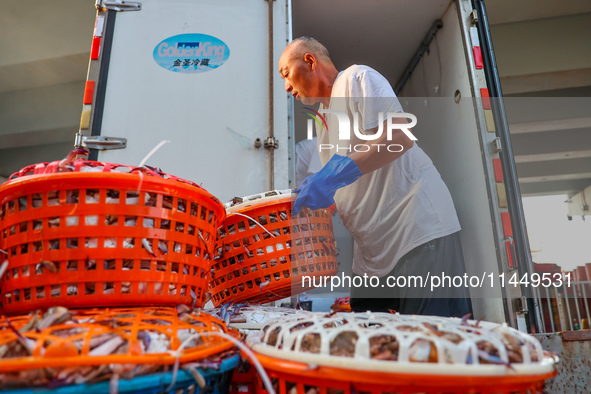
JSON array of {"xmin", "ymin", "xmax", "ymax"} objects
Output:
[
  {"xmin": 278, "ymin": 36, "xmax": 339, "ymax": 106},
  {"xmin": 286, "ymin": 36, "xmax": 334, "ymax": 65}
]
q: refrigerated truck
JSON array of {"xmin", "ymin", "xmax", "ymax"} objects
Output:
[{"xmin": 76, "ymin": 0, "xmax": 542, "ymax": 332}]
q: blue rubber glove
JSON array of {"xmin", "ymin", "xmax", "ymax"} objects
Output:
[{"xmin": 293, "ymin": 154, "xmax": 363, "ymax": 214}]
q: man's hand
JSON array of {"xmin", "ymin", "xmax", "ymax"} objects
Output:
[{"xmin": 293, "ymin": 154, "xmax": 362, "ymax": 214}]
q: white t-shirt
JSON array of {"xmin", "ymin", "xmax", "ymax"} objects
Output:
[
  {"xmin": 317, "ymin": 65, "xmax": 461, "ymax": 277},
  {"xmin": 295, "ymin": 137, "xmax": 322, "ymax": 187}
]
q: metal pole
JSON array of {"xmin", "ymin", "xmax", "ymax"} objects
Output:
[
  {"xmin": 534, "ymin": 289, "xmax": 546, "ymax": 333},
  {"xmin": 573, "ymin": 280, "xmax": 582, "ymax": 328},
  {"xmin": 554, "ymin": 285, "xmax": 566, "ymax": 331},
  {"xmin": 545, "ymin": 286, "xmax": 555, "ymax": 333},
  {"xmin": 394, "ymin": 20, "xmax": 443, "ymax": 94},
  {"xmin": 564, "ymin": 280, "xmax": 574, "ymax": 331},
  {"xmin": 268, "ymin": 0, "xmax": 275, "ymax": 191},
  {"xmin": 582, "ymin": 281, "xmax": 591, "ymax": 323}
]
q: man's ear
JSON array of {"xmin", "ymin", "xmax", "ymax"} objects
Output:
[{"xmin": 304, "ymin": 53, "xmax": 316, "ymax": 70}]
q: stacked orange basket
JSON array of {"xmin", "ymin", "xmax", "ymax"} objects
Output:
[
  {"xmin": 247, "ymin": 312, "xmax": 558, "ymax": 394},
  {"xmin": 210, "ymin": 191, "xmax": 338, "ymax": 306},
  {"xmin": 0, "ymin": 155, "xmax": 243, "ymax": 393},
  {"xmin": 0, "ymin": 159, "xmax": 225, "ymax": 315},
  {"xmin": 0, "ymin": 306, "xmax": 239, "ymax": 391}
]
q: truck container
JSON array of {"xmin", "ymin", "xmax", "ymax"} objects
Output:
[{"xmin": 76, "ymin": 0, "xmax": 540, "ymax": 331}]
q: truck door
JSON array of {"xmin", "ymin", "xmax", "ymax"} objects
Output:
[
  {"xmin": 397, "ymin": 0, "xmax": 542, "ymax": 331},
  {"xmin": 471, "ymin": 0, "xmax": 544, "ymax": 333},
  {"xmin": 76, "ymin": 0, "xmax": 293, "ymax": 202}
]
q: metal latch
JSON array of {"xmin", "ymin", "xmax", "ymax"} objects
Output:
[
  {"xmin": 96, "ymin": 0, "xmax": 141, "ymax": 11},
  {"xmin": 75, "ymin": 134, "xmax": 127, "ymax": 150},
  {"xmin": 264, "ymin": 136, "xmax": 279, "ymax": 149}
]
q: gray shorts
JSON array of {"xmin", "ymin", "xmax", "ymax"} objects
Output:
[{"xmin": 350, "ymin": 231, "xmax": 473, "ymax": 317}]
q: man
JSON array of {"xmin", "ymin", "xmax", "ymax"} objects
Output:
[{"xmin": 279, "ymin": 37, "xmax": 472, "ymax": 317}]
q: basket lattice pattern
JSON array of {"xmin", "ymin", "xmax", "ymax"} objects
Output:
[
  {"xmin": 0, "ymin": 160, "xmax": 224, "ymax": 314},
  {"xmin": 210, "ymin": 195, "xmax": 338, "ymax": 306}
]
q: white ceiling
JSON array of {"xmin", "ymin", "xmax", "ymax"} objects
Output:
[
  {"xmin": 292, "ymin": 0, "xmax": 451, "ymax": 88},
  {"xmin": 486, "ymin": 0, "xmax": 591, "ymax": 24}
]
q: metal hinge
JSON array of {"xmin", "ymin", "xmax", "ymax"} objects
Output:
[
  {"xmin": 491, "ymin": 137, "xmax": 502, "ymax": 153},
  {"xmin": 264, "ymin": 136, "xmax": 279, "ymax": 149},
  {"xmin": 470, "ymin": 10, "xmax": 479, "ymax": 25},
  {"xmin": 75, "ymin": 134, "xmax": 127, "ymax": 150},
  {"xmin": 96, "ymin": 0, "xmax": 141, "ymax": 12}
]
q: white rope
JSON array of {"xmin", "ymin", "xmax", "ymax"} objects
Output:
[
  {"xmin": 109, "ymin": 372, "xmax": 119, "ymax": 394},
  {"xmin": 133, "ymin": 140, "xmax": 171, "ymax": 194},
  {"xmin": 167, "ymin": 331, "xmax": 276, "ymax": 394},
  {"xmin": 135, "ymin": 170, "xmax": 144, "ymax": 196},
  {"xmin": 164, "ymin": 351, "xmax": 182, "ymax": 393},
  {"xmin": 227, "ymin": 212, "xmax": 276, "ymax": 238},
  {"xmin": 138, "ymin": 140, "xmax": 171, "ymax": 168},
  {"xmin": 0, "ymin": 260, "xmax": 8, "ymax": 279}
]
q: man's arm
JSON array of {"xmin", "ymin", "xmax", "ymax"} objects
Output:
[
  {"xmin": 349, "ymin": 116, "xmax": 414, "ymax": 175},
  {"xmin": 292, "ymin": 116, "xmax": 414, "ymax": 214}
]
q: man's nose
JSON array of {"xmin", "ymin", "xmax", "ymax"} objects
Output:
[{"xmin": 285, "ymin": 80, "xmax": 292, "ymax": 92}]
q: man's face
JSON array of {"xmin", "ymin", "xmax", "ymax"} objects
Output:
[{"xmin": 278, "ymin": 45, "xmax": 319, "ymax": 105}]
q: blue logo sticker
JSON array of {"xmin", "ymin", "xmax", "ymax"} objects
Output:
[{"xmin": 153, "ymin": 34, "xmax": 230, "ymax": 73}]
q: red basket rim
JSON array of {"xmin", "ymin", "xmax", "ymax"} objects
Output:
[
  {"xmin": 2, "ymin": 161, "xmax": 226, "ymax": 226},
  {"xmin": 250, "ymin": 350, "xmax": 557, "ymax": 389},
  {"xmin": 9, "ymin": 158, "xmax": 201, "ymax": 189},
  {"xmin": 226, "ymin": 195, "xmax": 295, "ymax": 215}
]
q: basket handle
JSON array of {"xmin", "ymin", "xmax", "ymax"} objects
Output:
[
  {"xmin": 226, "ymin": 212, "xmax": 277, "ymax": 239},
  {"xmin": 9, "ymin": 163, "xmax": 48, "ymax": 180},
  {"xmin": 213, "ymin": 212, "xmax": 278, "ymax": 260},
  {"xmin": 8, "ymin": 151, "xmax": 204, "ymax": 191}
]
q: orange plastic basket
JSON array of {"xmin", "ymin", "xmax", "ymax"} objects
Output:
[
  {"xmin": 229, "ymin": 359, "xmax": 257, "ymax": 394},
  {"xmin": 210, "ymin": 194, "xmax": 338, "ymax": 306},
  {"xmin": 0, "ymin": 306, "xmax": 237, "ymax": 373},
  {"xmin": 251, "ymin": 352, "xmax": 556, "ymax": 394},
  {"xmin": 248, "ymin": 312, "xmax": 559, "ymax": 394},
  {"xmin": 0, "ymin": 160, "xmax": 225, "ymax": 315}
]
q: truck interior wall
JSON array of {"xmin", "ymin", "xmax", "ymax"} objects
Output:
[
  {"xmin": 398, "ymin": 2, "xmax": 506, "ymax": 323},
  {"xmin": 96, "ymin": 0, "xmax": 291, "ymax": 202}
]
